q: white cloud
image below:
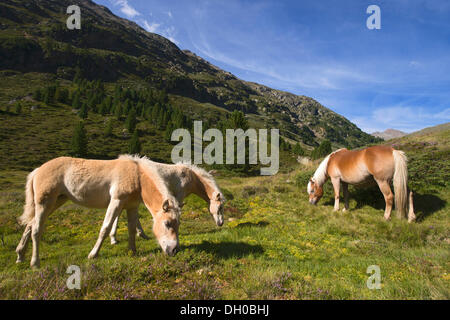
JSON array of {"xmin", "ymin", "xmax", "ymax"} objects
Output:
[
  {"xmin": 191, "ymin": 39, "xmax": 376, "ymax": 90},
  {"xmin": 143, "ymin": 20, "xmax": 160, "ymax": 33},
  {"xmin": 111, "ymin": 0, "xmax": 140, "ymax": 18},
  {"xmin": 351, "ymin": 106, "xmax": 450, "ymax": 133},
  {"xmin": 141, "ymin": 20, "xmax": 179, "ymax": 45}
]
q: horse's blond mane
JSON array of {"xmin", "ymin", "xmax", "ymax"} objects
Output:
[
  {"xmin": 312, "ymin": 149, "xmax": 346, "ymax": 186},
  {"xmin": 119, "ymin": 154, "xmax": 176, "ymax": 204}
]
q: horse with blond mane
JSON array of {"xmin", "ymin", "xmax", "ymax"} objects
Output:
[
  {"xmin": 307, "ymin": 145, "xmax": 415, "ymax": 222},
  {"xmin": 16, "ymin": 155, "xmax": 181, "ymax": 268},
  {"xmin": 109, "ymin": 155, "xmax": 225, "ymax": 245}
]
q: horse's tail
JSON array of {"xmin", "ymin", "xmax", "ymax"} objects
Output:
[
  {"xmin": 392, "ymin": 150, "xmax": 408, "ymax": 218},
  {"xmin": 18, "ymin": 168, "xmax": 39, "ymax": 226}
]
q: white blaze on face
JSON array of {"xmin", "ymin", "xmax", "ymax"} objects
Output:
[
  {"xmin": 307, "ymin": 180, "xmax": 313, "ymax": 194},
  {"xmin": 159, "ymin": 235, "xmax": 178, "ymax": 255}
]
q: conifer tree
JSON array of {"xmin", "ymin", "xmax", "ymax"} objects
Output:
[
  {"xmin": 72, "ymin": 92, "xmax": 81, "ymax": 109},
  {"xmin": 164, "ymin": 121, "xmax": 174, "ymax": 142},
  {"xmin": 73, "ymin": 67, "xmax": 82, "ymax": 84},
  {"xmin": 293, "ymin": 142, "xmax": 305, "ymax": 156},
  {"xmin": 128, "ymin": 129, "xmax": 141, "ymax": 154},
  {"xmin": 125, "ymin": 108, "xmax": 137, "ymax": 133},
  {"xmin": 15, "ymin": 102, "xmax": 22, "ymax": 114},
  {"xmin": 78, "ymin": 103, "xmax": 88, "ymax": 119},
  {"xmin": 33, "ymin": 88, "xmax": 42, "ymax": 101},
  {"xmin": 71, "ymin": 121, "xmax": 88, "ymax": 157},
  {"xmin": 114, "ymin": 103, "xmax": 123, "ymax": 120},
  {"xmin": 104, "ymin": 119, "xmax": 113, "ymax": 137},
  {"xmin": 311, "ymin": 140, "xmax": 332, "ymax": 159}
]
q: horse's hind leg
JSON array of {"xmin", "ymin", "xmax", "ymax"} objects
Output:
[
  {"xmin": 30, "ymin": 197, "xmax": 58, "ymax": 268},
  {"xmin": 110, "ymin": 212, "xmax": 148, "ymax": 245},
  {"xmin": 375, "ymin": 179, "xmax": 393, "ymax": 220},
  {"xmin": 126, "ymin": 208, "xmax": 138, "ymax": 254},
  {"xmin": 109, "ymin": 214, "xmax": 121, "ymax": 245},
  {"xmin": 408, "ymin": 191, "xmax": 416, "ymax": 223},
  {"xmin": 136, "ymin": 217, "xmax": 150, "ymax": 240},
  {"xmin": 16, "ymin": 224, "xmax": 32, "ymax": 263},
  {"xmin": 17, "ymin": 195, "xmax": 67, "ymax": 265},
  {"xmin": 88, "ymin": 199, "xmax": 123, "ymax": 259}
]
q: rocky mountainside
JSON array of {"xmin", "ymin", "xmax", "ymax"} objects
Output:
[
  {"xmin": 372, "ymin": 129, "xmax": 407, "ymax": 140},
  {"xmin": 0, "ymin": 0, "xmax": 380, "ymax": 148}
]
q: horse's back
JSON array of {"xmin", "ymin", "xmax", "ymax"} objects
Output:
[
  {"xmin": 363, "ymin": 146, "xmax": 395, "ymax": 180},
  {"xmin": 329, "ymin": 145, "xmax": 395, "ymax": 183},
  {"xmin": 33, "ymin": 157, "xmax": 140, "ymax": 208}
]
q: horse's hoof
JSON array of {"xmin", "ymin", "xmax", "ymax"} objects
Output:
[
  {"xmin": 110, "ymin": 239, "xmax": 118, "ymax": 245},
  {"xmin": 88, "ymin": 252, "xmax": 97, "ymax": 259},
  {"xmin": 16, "ymin": 258, "xmax": 23, "ymax": 264},
  {"xmin": 137, "ymin": 233, "xmax": 150, "ymax": 240},
  {"xmin": 30, "ymin": 261, "xmax": 40, "ymax": 269}
]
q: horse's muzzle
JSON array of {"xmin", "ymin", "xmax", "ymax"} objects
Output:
[{"xmin": 166, "ymin": 246, "xmax": 179, "ymax": 257}]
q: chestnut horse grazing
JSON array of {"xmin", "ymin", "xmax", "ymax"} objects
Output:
[
  {"xmin": 307, "ymin": 145, "xmax": 415, "ymax": 222},
  {"xmin": 109, "ymin": 155, "xmax": 225, "ymax": 245},
  {"xmin": 15, "ymin": 156, "xmax": 181, "ymax": 268}
]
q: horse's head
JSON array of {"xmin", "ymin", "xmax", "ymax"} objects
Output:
[
  {"xmin": 209, "ymin": 191, "xmax": 225, "ymax": 227},
  {"xmin": 307, "ymin": 178, "xmax": 323, "ymax": 205},
  {"xmin": 153, "ymin": 199, "xmax": 181, "ymax": 256}
]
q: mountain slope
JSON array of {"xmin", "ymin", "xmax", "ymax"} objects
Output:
[
  {"xmin": 372, "ymin": 129, "xmax": 407, "ymax": 140},
  {"xmin": 0, "ymin": 0, "xmax": 379, "ymax": 150}
]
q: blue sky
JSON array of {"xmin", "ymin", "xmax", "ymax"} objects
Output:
[{"xmin": 94, "ymin": 0, "xmax": 450, "ymax": 133}]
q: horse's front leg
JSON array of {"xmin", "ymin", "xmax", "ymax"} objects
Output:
[
  {"xmin": 89, "ymin": 199, "xmax": 123, "ymax": 259},
  {"xmin": 330, "ymin": 177, "xmax": 341, "ymax": 211},
  {"xmin": 342, "ymin": 182, "xmax": 349, "ymax": 212}
]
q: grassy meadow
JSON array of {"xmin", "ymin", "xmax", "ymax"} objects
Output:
[{"xmin": 0, "ymin": 123, "xmax": 448, "ymax": 299}]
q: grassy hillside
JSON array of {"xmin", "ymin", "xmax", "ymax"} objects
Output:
[
  {"xmin": 0, "ymin": 124, "xmax": 448, "ymax": 299},
  {"xmin": 0, "ymin": 0, "xmax": 380, "ymax": 149}
]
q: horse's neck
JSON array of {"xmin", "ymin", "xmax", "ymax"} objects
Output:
[
  {"xmin": 190, "ymin": 171, "xmax": 215, "ymax": 203},
  {"xmin": 139, "ymin": 167, "xmax": 164, "ymax": 214}
]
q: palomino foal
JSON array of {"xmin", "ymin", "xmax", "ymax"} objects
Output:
[
  {"xmin": 307, "ymin": 145, "xmax": 415, "ymax": 222},
  {"xmin": 109, "ymin": 156, "xmax": 225, "ymax": 244},
  {"xmin": 16, "ymin": 156, "xmax": 181, "ymax": 268}
]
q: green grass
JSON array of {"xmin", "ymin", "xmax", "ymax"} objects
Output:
[
  {"xmin": 0, "ymin": 132, "xmax": 448, "ymax": 299},
  {"xmin": 0, "ymin": 73, "xmax": 448, "ymax": 299}
]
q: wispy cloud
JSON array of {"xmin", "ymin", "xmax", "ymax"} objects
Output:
[
  {"xmin": 95, "ymin": 0, "xmax": 450, "ymax": 133},
  {"xmin": 110, "ymin": 0, "xmax": 140, "ymax": 18},
  {"xmin": 142, "ymin": 20, "xmax": 160, "ymax": 33},
  {"xmin": 141, "ymin": 17, "xmax": 179, "ymax": 45}
]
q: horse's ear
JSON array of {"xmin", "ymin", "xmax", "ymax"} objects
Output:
[
  {"xmin": 180, "ymin": 202, "xmax": 185, "ymax": 208},
  {"xmin": 208, "ymin": 170, "xmax": 218, "ymax": 176},
  {"xmin": 162, "ymin": 199, "xmax": 170, "ymax": 212}
]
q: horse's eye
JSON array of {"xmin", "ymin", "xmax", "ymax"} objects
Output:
[{"xmin": 164, "ymin": 221, "xmax": 171, "ymax": 229}]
